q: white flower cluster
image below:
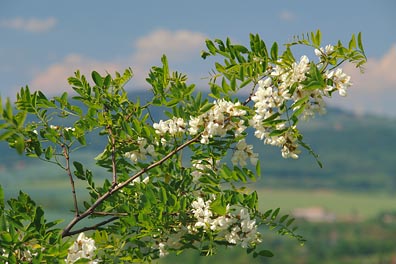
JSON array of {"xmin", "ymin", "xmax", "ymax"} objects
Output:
[
  {"xmin": 249, "ymin": 50, "xmax": 352, "ymax": 159},
  {"xmin": 189, "ymin": 197, "xmax": 261, "ymax": 248},
  {"xmin": 189, "ymin": 99, "xmax": 247, "ymax": 144},
  {"xmin": 314, "ymin": 44, "xmax": 352, "ymax": 97},
  {"xmin": 314, "ymin": 44, "xmax": 334, "ymax": 57},
  {"xmin": 153, "ymin": 117, "xmax": 186, "ymax": 136},
  {"xmin": 231, "ymin": 139, "xmax": 258, "ymax": 166},
  {"xmin": 249, "ymin": 77, "xmax": 301, "ymax": 159},
  {"xmin": 324, "ymin": 68, "xmax": 351, "ymax": 97},
  {"xmin": 1, "ymin": 248, "xmax": 35, "ymax": 263},
  {"xmin": 66, "ymin": 232, "xmax": 98, "ymax": 264},
  {"xmin": 124, "ymin": 137, "xmax": 156, "ymax": 163}
]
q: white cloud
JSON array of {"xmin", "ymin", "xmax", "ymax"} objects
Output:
[
  {"xmin": 328, "ymin": 45, "xmax": 396, "ymax": 117},
  {"xmin": 133, "ymin": 29, "xmax": 207, "ymax": 64},
  {"xmin": 131, "ymin": 29, "xmax": 208, "ymax": 86},
  {"xmin": 0, "ymin": 17, "xmax": 57, "ymax": 33},
  {"xmin": 29, "ymin": 29, "xmax": 208, "ymax": 94},
  {"xmin": 31, "ymin": 54, "xmax": 122, "ymax": 94},
  {"xmin": 279, "ymin": 10, "xmax": 296, "ymax": 21}
]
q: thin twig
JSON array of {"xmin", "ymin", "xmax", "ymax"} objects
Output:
[
  {"xmin": 62, "ymin": 134, "xmax": 201, "ymax": 238},
  {"xmin": 62, "ymin": 144, "xmax": 79, "ymax": 217},
  {"xmin": 107, "ymin": 126, "xmax": 117, "ymax": 186}
]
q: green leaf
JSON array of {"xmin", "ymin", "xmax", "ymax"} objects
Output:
[
  {"xmin": 159, "ymin": 186, "xmax": 168, "ymax": 205},
  {"xmin": 255, "ymin": 160, "xmax": 261, "ymax": 177},
  {"xmin": 349, "ymin": 34, "xmax": 356, "ymax": 50},
  {"xmin": 270, "ymin": 42, "xmax": 278, "ymax": 61},
  {"xmin": 161, "ymin": 55, "xmax": 169, "ymax": 87},
  {"xmin": 45, "ymin": 146, "xmax": 54, "ymax": 160},
  {"xmin": 1, "ymin": 232, "xmax": 12, "ymax": 243},
  {"xmin": 303, "ymin": 80, "xmax": 324, "ymax": 90},
  {"xmin": 91, "ymin": 71, "xmax": 103, "ymax": 87},
  {"xmin": 73, "ymin": 161, "xmax": 85, "ymax": 180},
  {"xmin": 205, "ymin": 39, "xmax": 217, "ymax": 55},
  {"xmin": 15, "ymin": 135, "xmax": 25, "ymax": 154},
  {"xmin": 357, "ymin": 32, "xmax": 365, "ymax": 53},
  {"xmin": 103, "ymin": 74, "xmax": 111, "ymax": 88},
  {"xmin": 4, "ymin": 98, "xmax": 13, "ymax": 120},
  {"xmin": 0, "ymin": 130, "xmax": 14, "ymax": 141},
  {"xmin": 210, "ymin": 197, "xmax": 227, "ymax": 215},
  {"xmin": 271, "ymin": 208, "xmax": 280, "ymax": 219},
  {"xmin": 255, "ymin": 250, "xmax": 274, "ymax": 258},
  {"xmin": 269, "ymin": 128, "xmax": 288, "ymax": 137},
  {"xmin": 279, "ymin": 214, "xmax": 289, "ymax": 223}
]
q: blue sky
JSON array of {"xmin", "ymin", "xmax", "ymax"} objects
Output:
[{"xmin": 1, "ymin": 0, "xmax": 395, "ymax": 117}]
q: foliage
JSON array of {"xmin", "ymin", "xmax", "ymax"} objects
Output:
[{"xmin": 0, "ymin": 31, "xmax": 365, "ymax": 262}]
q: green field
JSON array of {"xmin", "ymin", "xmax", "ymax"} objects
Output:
[{"xmin": 257, "ymin": 188, "xmax": 396, "ymax": 221}]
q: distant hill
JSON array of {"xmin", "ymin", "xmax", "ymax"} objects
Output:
[{"xmin": 1, "ymin": 91, "xmax": 395, "ymax": 193}]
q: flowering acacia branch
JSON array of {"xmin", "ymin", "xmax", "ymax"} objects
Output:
[{"xmin": 0, "ymin": 31, "xmax": 366, "ymax": 262}]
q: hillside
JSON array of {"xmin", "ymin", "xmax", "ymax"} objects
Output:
[{"xmin": 1, "ymin": 91, "xmax": 395, "ymax": 193}]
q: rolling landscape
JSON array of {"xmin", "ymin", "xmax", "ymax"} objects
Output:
[{"xmin": 1, "ymin": 93, "xmax": 395, "ymax": 263}]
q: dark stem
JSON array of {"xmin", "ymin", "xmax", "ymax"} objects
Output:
[
  {"xmin": 65, "ymin": 217, "xmax": 119, "ymax": 237},
  {"xmin": 63, "ymin": 144, "xmax": 79, "ymax": 217}
]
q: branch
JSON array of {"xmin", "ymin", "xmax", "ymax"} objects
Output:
[
  {"xmin": 62, "ymin": 144, "xmax": 79, "ymax": 217},
  {"xmin": 107, "ymin": 125, "xmax": 117, "ymax": 185},
  {"xmin": 62, "ymin": 134, "xmax": 201, "ymax": 237},
  {"xmin": 65, "ymin": 216, "xmax": 119, "ymax": 237}
]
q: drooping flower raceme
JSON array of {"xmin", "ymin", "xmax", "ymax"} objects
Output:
[{"xmin": 66, "ymin": 232, "xmax": 98, "ymax": 264}]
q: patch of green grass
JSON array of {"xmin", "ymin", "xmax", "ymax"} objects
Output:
[{"xmin": 257, "ymin": 188, "xmax": 396, "ymax": 220}]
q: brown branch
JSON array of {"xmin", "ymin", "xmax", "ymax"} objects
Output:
[
  {"xmin": 63, "ymin": 144, "xmax": 79, "ymax": 217},
  {"xmin": 61, "ymin": 134, "xmax": 201, "ymax": 238},
  {"xmin": 65, "ymin": 216, "xmax": 119, "ymax": 237},
  {"xmin": 92, "ymin": 211, "xmax": 128, "ymax": 216}
]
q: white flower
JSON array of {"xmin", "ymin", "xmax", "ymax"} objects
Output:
[
  {"xmin": 158, "ymin": 242, "xmax": 168, "ymax": 257},
  {"xmin": 124, "ymin": 137, "xmax": 156, "ymax": 163},
  {"xmin": 66, "ymin": 232, "xmax": 98, "ymax": 264},
  {"xmin": 333, "ymin": 68, "xmax": 351, "ymax": 96},
  {"xmin": 315, "ymin": 44, "xmax": 334, "ymax": 57},
  {"xmin": 231, "ymin": 140, "xmax": 258, "ymax": 167},
  {"xmin": 64, "ymin": 127, "xmax": 75, "ymax": 132},
  {"xmin": 225, "ymin": 226, "xmax": 240, "ymax": 244},
  {"xmin": 153, "ymin": 117, "xmax": 186, "ymax": 136}
]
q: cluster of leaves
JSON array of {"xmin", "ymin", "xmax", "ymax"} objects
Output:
[
  {"xmin": 0, "ymin": 30, "xmax": 365, "ymax": 262},
  {"xmin": 0, "ymin": 185, "xmax": 68, "ymax": 263}
]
